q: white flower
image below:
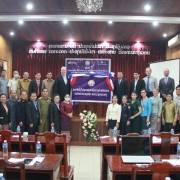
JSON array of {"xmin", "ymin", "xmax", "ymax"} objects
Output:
[
  {"xmin": 82, "ymin": 126, "xmax": 85, "ymax": 129},
  {"xmin": 84, "ymin": 123, "xmax": 87, "ymax": 126},
  {"xmin": 80, "ymin": 117, "xmax": 83, "ymax": 120},
  {"xmin": 83, "ymin": 110, "xmax": 87, "ymax": 113}
]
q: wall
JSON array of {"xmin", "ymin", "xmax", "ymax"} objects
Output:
[
  {"xmin": 0, "ymin": 35, "xmax": 12, "ymax": 78},
  {"xmin": 166, "ymin": 44, "xmax": 180, "ymax": 59}
]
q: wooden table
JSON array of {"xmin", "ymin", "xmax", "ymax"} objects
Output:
[
  {"xmin": 100, "ymin": 136, "xmax": 179, "ymax": 180},
  {"xmin": 0, "ymin": 152, "xmax": 63, "ymax": 180},
  {"xmin": 106, "ymin": 154, "xmax": 180, "ymax": 180}
]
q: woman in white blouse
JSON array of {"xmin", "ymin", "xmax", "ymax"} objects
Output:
[{"xmin": 106, "ymin": 95, "xmax": 121, "ymax": 135}]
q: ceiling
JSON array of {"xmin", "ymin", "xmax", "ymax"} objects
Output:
[{"xmin": 0, "ymin": 0, "xmax": 180, "ymax": 42}]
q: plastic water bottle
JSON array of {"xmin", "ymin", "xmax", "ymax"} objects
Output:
[
  {"xmin": 3, "ymin": 140, "xmax": 8, "ymax": 156},
  {"xmin": 113, "ymin": 126, "xmax": 117, "ymax": 137},
  {"xmin": 17, "ymin": 125, "xmax": 21, "ymax": 133},
  {"xmin": 0, "ymin": 173, "xmax": 5, "ymax": 180},
  {"xmin": 177, "ymin": 142, "xmax": 180, "ymax": 158},
  {"xmin": 170, "ymin": 129, "xmax": 174, "ymax": 134},
  {"xmin": 165, "ymin": 177, "xmax": 171, "ymax": 180},
  {"xmin": 36, "ymin": 141, "xmax": 42, "ymax": 157},
  {"xmin": 51, "ymin": 126, "xmax": 55, "ymax": 133},
  {"xmin": 148, "ymin": 128, "xmax": 151, "ymax": 136}
]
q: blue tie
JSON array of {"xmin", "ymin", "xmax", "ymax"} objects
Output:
[{"xmin": 118, "ymin": 80, "xmax": 121, "ymax": 85}]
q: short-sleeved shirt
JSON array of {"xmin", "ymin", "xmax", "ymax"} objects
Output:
[
  {"xmin": 7, "ymin": 78, "xmax": 19, "ymax": 91},
  {"xmin": 0, "ymin": 77, "xmax": 8, "ymax": 96}
]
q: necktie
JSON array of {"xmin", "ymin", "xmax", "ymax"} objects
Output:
[
  {"xmin": 147, "ymin": 77, "xmax": 150, "ymax": 92},
  {"xmin": 164, "ymin": 77, "xmax": 168, "ymax": 84},
  {"xmin": 118, "ymin": 79, "xmax": 121, "ymax": 85}
]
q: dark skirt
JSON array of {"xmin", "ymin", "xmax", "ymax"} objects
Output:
[
  {"xmin": 61, "ymin": 117, "xmax": 71, "ymax": 131},
  {"xmin": 108, "ymin": 119, "xmax": 117, "ymax": 130}
]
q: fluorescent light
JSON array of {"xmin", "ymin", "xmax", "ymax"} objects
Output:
[
  {"xmin": 37, "ymin": 39, "xmax": 40, "ymax": 42},
  {"xmin": 152, "ymin": 21, "xmax": 159, "ymax": 26},
  {"xmin": 18, "ymin": 20, "xmax": 24, "ymax": 25},
  {"xmin": 63, "ymin": 19, "xmax": 68, "ymax": 24},
  {"xmin": 10, "ymin": 31, "xmax": 15, "ymax": 36},
  {"xmin": 163, "ymin": 33, "xmax": 167, "ymax": 37},
  {"xmin": 26, "ymin": 3, "xmax": 33, "ymax": 10},
  {"xmin": 144, "ymin": 4, "xmax": 151, "ymax": 12},
  {"xmin": 136, "ymin": 40, "xmax": 140, "ymax": 43},
  {"xmin": 108, "ymin": 20, "xmax": 113, "ymax": 24}
]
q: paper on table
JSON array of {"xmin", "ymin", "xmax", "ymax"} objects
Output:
[
  {"xmin": 8, "ymin": 158, "xmax": 24, "ymax": 163},
  {"xmin": 28, "ymin": 156, "xmax": 45, "ymax": 166},
  {"xmin": 162, "ymin": 159, "xmax": 180, "ymax": 165},
  {"xmin": 152, "ymin": 136, "xmax": 161, "ymax": 143}
]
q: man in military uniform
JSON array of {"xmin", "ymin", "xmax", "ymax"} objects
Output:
[{"xmin": 38, "ymin": 88, "xmax": 51, "ymax": 132}]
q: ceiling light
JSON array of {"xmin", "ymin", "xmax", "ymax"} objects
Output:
[
  {"xmin": 76, "ymin": 0, "xmax": 103, "ymax": 13},
  {"xmin": 10, "ymin": 31, "xmax": 15, "ymax": 36},
  {"xmin": 26, "ymin": 3, "xmax": 33, "ymax": 10},
  {"xmin": 108, "ymin": 20, "xmax": 113, "ymax": 24},
  {"xmin": 136, "ymin": 40, "xmax": 140, "ymax": 43},
  {"xmin": 69, "ymin": 39, "xmax": 74, "ymax": 43},
  {"xmin": 152, "ymin": 21, "xmax": 159, "ymax": 26},
  {"xmin": 144, "ymin": 4, "xmax": 151, "ymax": 12},
  {"xmin": 18, "ymin": 20, "xmax": 24, "ymax": 25},
  {"xmin": 37, "ymin": 39, "xmax": 40, "ymax": 42},
  {"xmin": 163, "ymin": 33, "xmax": 167, "ymax": 37},
  {"xmin": 62, "ymin": 19, "xmax": 68, "ymax": 24}
]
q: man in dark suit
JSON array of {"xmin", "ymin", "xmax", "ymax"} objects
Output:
[
  {"xmin": 29, "ymin": 73, "xmax": 42, "ymax": 98},
  {"xmin": 54, "ymin": 67, "xmax": 70, "ymax": 102},
  {"xmin": 113, "ymin": 72, "xmax": 128, "ymax": 104},
  {"xmin": 49, "ymin": 95, "xmax": 61, "ymax": 133},
  {"xmin": 129, "ymin": 71, "xmax": 145, "ymax": 99},
  {"xmin": 26, "ymin": 92, "xmax": 40, "ymax": 135},
  {"xmin": 159, "ymin": 68, "xmax": 175, "ymax": 102}
]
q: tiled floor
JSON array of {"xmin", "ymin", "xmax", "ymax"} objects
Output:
[{"xmin": 70, "ymin": 146, "xmax": 101, "ymax": 180}]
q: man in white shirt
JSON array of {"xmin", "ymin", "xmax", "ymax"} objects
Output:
[
  {"xmin": 7, "ymin": 71, "xmax": 20, "ymax": 97},
  {"xmin": 143, "ymin": 67, "xmax": 158, "ymax": 97}
]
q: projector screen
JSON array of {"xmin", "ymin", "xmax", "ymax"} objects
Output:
[{"xmin": 150, "ymin": 59, "xmax": 180, "ymax": 96}]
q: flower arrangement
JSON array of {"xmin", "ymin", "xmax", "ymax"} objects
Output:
[{"xmin": 79, "ymin": 110, "xmax": 100, "ymax": 143}]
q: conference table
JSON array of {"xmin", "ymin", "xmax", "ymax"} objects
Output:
[
  {"xmin": 0, "ymin": 152, "xmax": 63, "ymax": 180},
  {"xmin": 100, "ymin": 136, "xmax": 179, "ymax": 180},
  {"xmin": 106, "ymin": 154, "xmax": 180, "ymax": 180}
]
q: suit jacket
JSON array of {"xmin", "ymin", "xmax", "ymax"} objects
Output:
[
  {"xmin": 129, "ymin": 79, "xmax": 145, "ymax": 98},
  {"xmin": 159, "ymin": 77, "xmax": 175, "ymax": 97},
  {"xmin": 49, "ymin": 102, "xmax": 61, "ymax": 123},
  {"xmin": 26, "ymin": 101, "xmax": 40, "ymax": 125},
  {"xmin": 29, "ymin": 80, "xmax": 43, "ymax": 97},
  {"xmin": 0, "ymin": 102, "xmax": 10, "ymax": 125},
  {"xmin": 54, "ymin": 75, "xmax": 70, "ymax": 101},
  {"xmin": 16, "ymin": 100, "xmax": 28, "ymax": 124},
  {"xmin": 113, "ymin": 79, "xmax": 128, "ymax": 103}
]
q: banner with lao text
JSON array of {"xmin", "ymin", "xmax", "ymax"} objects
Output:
[
  {"xmin": 66, "ymin": 58, "xmax": 110, "ymax": 75},
  {"xmin": 70, "ymin": 74, "xmax": 113, "ymax": 103}
]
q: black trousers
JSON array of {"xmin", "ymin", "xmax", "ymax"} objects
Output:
[
  {"xmin": 28, "ymin": 124, "xmax": 39, "ymax": 135},
  {"xmin": 174, "ymin": 120, "xmax": 180, "ymax": 134}
]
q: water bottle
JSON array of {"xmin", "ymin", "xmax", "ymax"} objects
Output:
[
  {"xmin": 2, "ymin": 140, "xmax": 8, "ymax": 156},
  {"xmin": 148, "ymin": 128, "xmax": 151, "ymax": 136},
  {"xmin": 0, "ymin": 173, "xmax": 5, "ymax": 180},
  {"xmin": 36, "ymin": 141, "xmax": 42, "ymax": 157},
  {"xmin": 113, "ymin": 126, "xmax": 117, "ymax": 137},
  {"xmin": 170, "ymin": 129, "xmax": 174, "ymax": 134},
  {"xmin": 177, "ymin": 142, "xmax": 180, "ymax": 158},
  {"xmin": 17, "ymin": 125, "xmax": 21, "ymax": 133},
  {"xmin": 51, "ymin": 126, "xmax": 55, "ymax": 133}
]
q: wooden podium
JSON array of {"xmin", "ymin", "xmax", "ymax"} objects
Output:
[{"xmin": 70, "ymin": 102, "xmax": 108, "ymax": 145}]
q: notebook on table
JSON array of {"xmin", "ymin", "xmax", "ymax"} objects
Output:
[{"xmin": 121, "ymin": 136, "xmax": 154, "ymax": 164}]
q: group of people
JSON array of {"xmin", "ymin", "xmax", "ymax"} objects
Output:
[
  {"xmin": 106, "ymin": 67, "xmax": 180, "ymax": 135},
  {"xmin": 0, "ymin": 67, "xmax": 73, "ymax": 135}
]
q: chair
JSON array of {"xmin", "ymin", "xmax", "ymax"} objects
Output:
[
  {"xmin": 0, "ymin": 159, "xmax": 25, "ymax": 180},
  {"xmin": 35, "ymin": 132, "xmax": 74, "ymax": 180},
  {"xmin": 150, "ymin": 132, "xmax": 180, "ymax": 155},
  {"xmin": 0, "ymin": 130, "xmax": 22, "ymax": 152},
  {"xmin": 131, "ymin": 161, "xmax": 179, "ymax": 180}
]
